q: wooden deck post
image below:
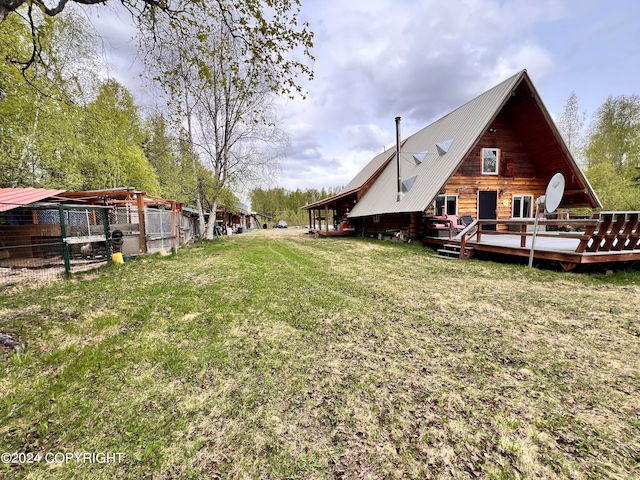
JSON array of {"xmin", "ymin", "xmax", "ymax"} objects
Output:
[
  {"xmin": 586, "ymin": 213, "xmax": 613, "ymax": 252},
  {"xmin": 325, "ymin": 205, "xmax": 329, "ymax": 234},
  {"xmin": 170, "ymin": 201, "xmax": 177, "ymax": 253},
  {"xmin": 136, "ymin": 192, "xmax": 147, "ymax": 253},
  {"xmin": 602, "ymin": 214, "xmax": 626, "ymax": 250}
]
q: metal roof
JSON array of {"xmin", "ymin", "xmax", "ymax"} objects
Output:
[
  {"xmin": 0, "ymin": 187, "xmax": 66, "ymax": 212},
  {"xmin": 348, "ymin": 70, "xmax": 525, "ymax": 218},
  {"xmin": 342, "ymin": 148, "xmax": 398, "ymax": 192}
]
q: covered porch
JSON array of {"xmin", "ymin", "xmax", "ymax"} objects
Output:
[{"xmin": 302, "ymin": 190, "xmax": 358, "ymax": 237}]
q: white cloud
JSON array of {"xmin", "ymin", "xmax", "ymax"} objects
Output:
[{"xmin": 82, "ymin": 0, "xmax": 639, "ymax": 193}]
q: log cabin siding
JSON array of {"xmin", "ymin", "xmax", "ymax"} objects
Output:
[{"xmin": 426, "ymin": 114, "xmax": 550, "ymax": 221}]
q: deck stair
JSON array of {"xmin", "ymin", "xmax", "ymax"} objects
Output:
[{"xmin": 434, "ymin": 244, "xmax": 474, "ymax": 260}]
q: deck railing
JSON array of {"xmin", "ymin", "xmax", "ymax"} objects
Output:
[{"xmin": 452, "ymin": 212, "xmax": 640, "ymax": 256}]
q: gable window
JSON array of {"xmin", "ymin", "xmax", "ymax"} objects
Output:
[
  {"xmin": 435, "ymin": 195, "xmax": 458, "ymax": 216},
  {"xmin": 482, "ymin": 148, "xmax": 500, "ymax": 175},
  {"xmin": 512, "ymin": 195, "xmax": 533, "ymax": 218}
]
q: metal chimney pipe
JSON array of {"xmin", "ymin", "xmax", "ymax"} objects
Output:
[{"xmin": 395, "ymin": 116, "xmax": 403, "ymax": 202}]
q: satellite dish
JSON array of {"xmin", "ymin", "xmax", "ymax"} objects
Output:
[
  {"xmin": 544, "ymin": 173, "xmax": 565, "ymax": 213},
  {"xmin": 528, "ymin": 172, "xmax": 566, "ymax": 268}
]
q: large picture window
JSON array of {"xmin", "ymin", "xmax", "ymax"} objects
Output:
[
  {"xmin": 482, "ymin": 148, "xmax": 500, "ymax": 175},
  {"xmin": 435, "ymin": 195, "xmax": 458, "ymax": 216},
  {"xmin": 512, "ymin": 195, "xmax": 533, "ymax": 218}
]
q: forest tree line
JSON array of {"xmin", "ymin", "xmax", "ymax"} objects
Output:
[
  {"xmin": 557, "ymin": 92, "xmax": 640, "ymax": 211},
  {"xmin": 250, "ymin": 187, "xmax": 342, "ymax": 226},
  {"xmin": 0, "ymin": 10, "xmax": 250, "ymax": 212}
]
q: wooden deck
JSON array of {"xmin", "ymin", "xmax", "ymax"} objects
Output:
[{"xmin": 423, "ymin": 212, "xmax": 640, "ymax": 271}]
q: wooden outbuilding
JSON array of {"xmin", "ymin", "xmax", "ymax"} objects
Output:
[
  {"xmin": 1, "ymin": 187, "xmax": 184, "ymax": 280},
  {"xmin": 60, "ymin": 188, "xmax": 182, "ymax": 255}
]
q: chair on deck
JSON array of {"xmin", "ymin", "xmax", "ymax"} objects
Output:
[
  {"xmin": 428, "ymin": 214, "xmax": 468, "ymax": 237},
  {"xmin": 446, "ymin": 215, "xmax": 466, "ymax": 233},
  {"xmin": 459, "ymin": 215, "xmax": 474, "ymax": 227}
]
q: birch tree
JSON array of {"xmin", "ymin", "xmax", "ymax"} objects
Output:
[
  {"xmin": 1, "ymin": 0, "xmax": 313, "ymax": 102},
  {"xmin": 0, "ymin": 9, "xmax": 99, "ymax": 187},
  {"xmin": 190, "ymin": 27, "xmax": 287, "ymax": 238},
  {"xmin": 556, "ymin": 91, "xmax": 586, "ymax": 163},
  {"xmin": 143, "ymin": 7, "xmax": 292, "ymax": 237}
]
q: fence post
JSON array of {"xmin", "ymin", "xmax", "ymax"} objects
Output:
[
  {"xmin": 102, "ymin": 208, "xmax": 112, "ymax": 262},
  {"xmin": 171, "ymin": 202, "xmax": 177, "ymax": 254},
  {"xmin": 58, "ymin": 205, "xmax": 71, "ymax": 275}
]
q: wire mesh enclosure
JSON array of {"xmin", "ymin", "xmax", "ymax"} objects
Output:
[
  {"xmin": 1, "ymin": 188, "xmax": 201, "ymax": 287},
  {"xmin": 145, "ymin": 208, "xmax": 177, "ymax": 253},
  {"xmin": 1, "ymin": 204, "xmax": 111, "ymax": 285},
  {"xmin": 110, "ymin": 206, "xmax": 144, "ymax": 257}
]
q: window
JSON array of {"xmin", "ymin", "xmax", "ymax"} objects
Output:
[
  {"xmin": 512, "ymin": 195, "xmax": 533, "ymax": 218},
  {"xmin": 482, "ymin": 148, "xmax": 500, "ymax": 175},
  {"xmin": 435, "ymin": 195, "xmax": 458, "ymax": 216}
]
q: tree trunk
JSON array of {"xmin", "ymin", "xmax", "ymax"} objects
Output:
[
  {"xmin": 184, "ymin": 89, "xmax": 206, "ymax": 236},
  {"xmin": 205, "ymin": 199, "xmax": 218, "ymax": 239}
]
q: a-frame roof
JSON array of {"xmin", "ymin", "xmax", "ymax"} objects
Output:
[
  {"xmin": 348, "ymin": 70, "xmax": 599, "ymax": 217},
  {"xmin": 348, "ymin": 71, "xmax": 524, "ymax": 217},
  {"xmin": 308, "ymin": 70, "xmax": 599, "ymax": 217}
]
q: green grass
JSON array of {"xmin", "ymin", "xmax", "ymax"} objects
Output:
[{"xmin": 1, "ymin": 230, "xmax": 639, "ymax": 479}]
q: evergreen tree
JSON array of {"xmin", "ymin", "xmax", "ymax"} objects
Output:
[{"xmin": 250, "ymin": 186, "xmax": 343, "ymax": 226}]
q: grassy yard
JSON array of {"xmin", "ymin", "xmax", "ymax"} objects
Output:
[{"xmin": 1, "ymin": 230, "xmax": 639, "ymax": 479}]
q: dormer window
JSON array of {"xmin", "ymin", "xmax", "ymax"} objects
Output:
[{"xmin": 482, "ymin": 148, "xmax": 500, "ymax": 175}]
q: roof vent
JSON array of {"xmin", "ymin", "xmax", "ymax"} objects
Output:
[
  {"xmin": 402, "ymin": 175, "xmax": 417, "ymax": 193},
  {"xmin": 412, "ymin": 151, "xmax": 427, "ymax": 165},
  {"xmin": 436, "ymin": 139, "xmax": 453, "ymax": 155}
]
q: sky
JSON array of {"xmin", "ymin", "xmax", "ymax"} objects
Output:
[{"xmin": 86, "ymin": 0, "xmax": 640, "ymax": 193}]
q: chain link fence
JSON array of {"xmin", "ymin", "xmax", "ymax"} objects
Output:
[
  {"xmin": 1, "ymin": 204, "xmax": 112, "ymax": 285},
  {"xmin": 1, "ymin": 202, "xmax": 186, "ymax": 286},
  {"xmin": 110, "ymin": 206, "xmax": 144, "ymax": 258},
  {"xmin": 145, "ymin": 208, "xmax": 177, "ymax": 253}
]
